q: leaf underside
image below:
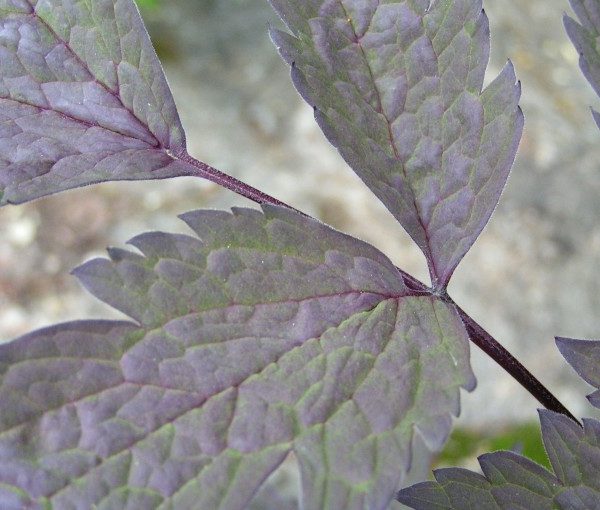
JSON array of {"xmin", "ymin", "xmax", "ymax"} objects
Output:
[
  {"xmin": 565, "ymin": 0, "xmax": 600, "ymax": 129},
  {"xmin": 269, "ymin": 0, "xmax": 523, "ymax": 288},
  {"xmin": 0, "ymin": 206, "xmax": 475, "ymax": 510},
  {"xmin": 0, "ymin": 0, "xmax": 193, "ymax": 205},
  {"xmin": 398, "ymin": 338, "xmax": 600, "ymax": 509}
]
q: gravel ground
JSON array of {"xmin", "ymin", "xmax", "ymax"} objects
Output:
[{"xmin": 1, "ymin": 0, "xmax": 600, "ymax": 505}]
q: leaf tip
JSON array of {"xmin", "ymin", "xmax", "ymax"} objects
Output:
[
  {"xmin": 563, "ymin": 12, "xmax": 579, "ymax": 35},
  {"xmin": 106, "ymin": 247, "xmax": 131, "ymax": 262},
  {"xmin": 502, "ymin": 59, "xmax": 519, "ymax": 85},
  {"xmin": 555, "ymin": 335, "xmax": 587, "ymax": 362},
  {"xmin": 537, "ymin": 408, "xmax": 579, "ymax": 430},
  {"xmin": 70, "ymin": 258, "xmax": 100, "ymax": 281}
]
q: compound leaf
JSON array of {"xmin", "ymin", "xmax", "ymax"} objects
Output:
[
  {"xmin": 269, "ymin": 0, "xmax": 524, "ymax": 289},
  {"xmin": 0, "ymin": 0, "xmax": 195, "ymax": 205},
  {"xmin": 0, "ymin": 205, "xmax": 475, "ymax": 510},
  {"xmin": 565, "ymin": 0, "xmax": 600, "ymax": 128},
  {"xmin": 398, "ymin": 339, "xmax": 600, "ymax": 509}
]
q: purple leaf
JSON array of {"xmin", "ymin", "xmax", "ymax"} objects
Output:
[
  {"xmin": 0, "ymin": 206, "xmax": 475, "ymax": 509},
  {"xmin": 540, "ymin": 412, "xmax": 600, "ymax": 492},
  {"xmin": 398, "ymin": 410, "xmax": 600, "ymax": 509},
  {"xmin": 0, "ymin": 0, "xmax": 196, "ymax": 205},
  {"xmin": 565, "ymin": 0, "xmax": 600, "ymax": 129},
  {"xmin": 399, "ymin": 452, "xmax": 558, "ymax": 510},
  {"xmin": 556, "ymin": 337, "xmax": 600, "ymax": 408},
  {"xmin": 269, "ymin": 0, "xmax": 524, "ymax": 289}
]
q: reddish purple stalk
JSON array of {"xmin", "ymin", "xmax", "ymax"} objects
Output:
[{"xmin": 178, "ymin": 151, "xmax": 579, "ymax": 424}]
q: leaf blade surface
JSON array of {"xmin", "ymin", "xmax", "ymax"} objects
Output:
[
  {"xmin": 0, "ymin": 0, "xmax": 193, "ymax": 204},
  {"xmin": 0, "ymin": 206, "xmax": 475, "ymax": 509},
  {"xmin": 269, "ymin": 0, "xmax": 523, "ymax": 288}
]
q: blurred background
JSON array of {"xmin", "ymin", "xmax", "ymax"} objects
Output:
[{"xmin": 1, "ymin": 0, "xmax": 600, "ymax": 505}]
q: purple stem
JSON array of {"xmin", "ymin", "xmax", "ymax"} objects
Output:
[
  {"xmin": 454, "ymin": 300, "xmax": 580, "ymax": 425},
  {"xmin": 175, "ymin": 151, "xmax": 304, "ymax": 213},
  {"xmin": 395, "ymin": 266, "xmax": 579, "ymax": 424},
  {"xmin": 181, "ymin": 151, "xmax": 579, "ymax": 424}
]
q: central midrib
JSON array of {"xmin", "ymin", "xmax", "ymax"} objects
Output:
[{"xmin": 336, "ymin": 0, "xmax": 440, "ymax": 282}]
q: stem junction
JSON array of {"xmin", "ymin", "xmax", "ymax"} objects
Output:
[{"xmin": 177, "ymin": 151, "xmax": 579, "ymax": 424}]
